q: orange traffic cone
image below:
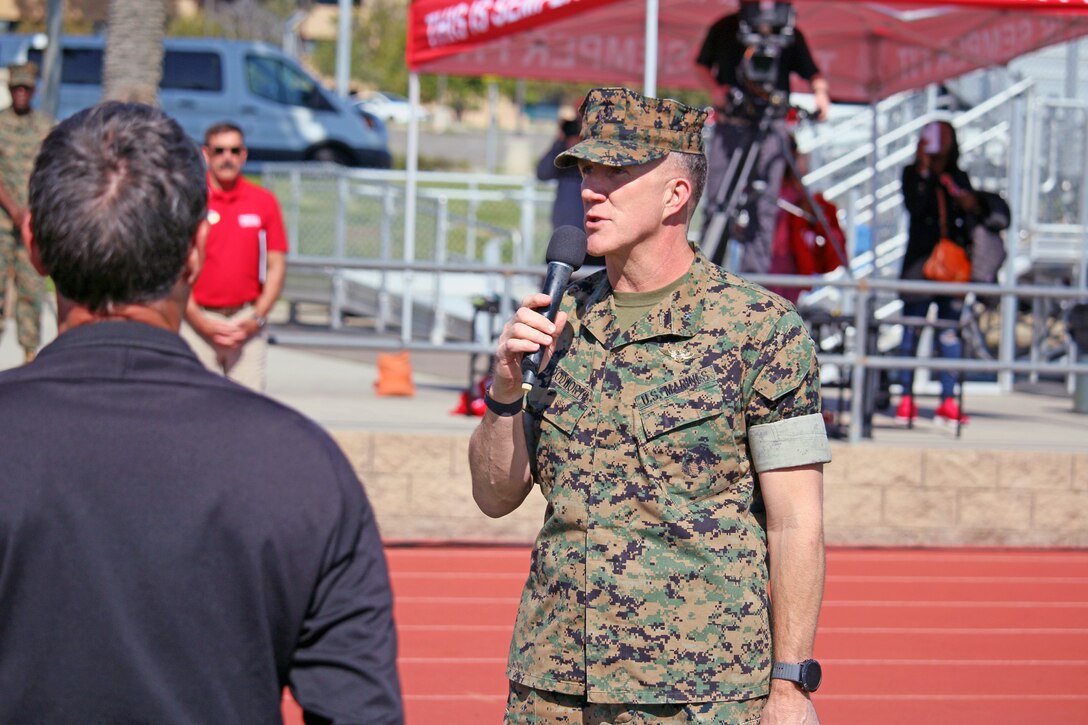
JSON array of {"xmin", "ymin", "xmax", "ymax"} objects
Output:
[{"xmin": 374, "ymin": 351, "xmax": 415, "ymax": 396}]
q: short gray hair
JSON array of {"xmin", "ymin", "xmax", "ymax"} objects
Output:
[
  {"xmin": 669, "ymin": 151, "xmax": 708, "ymax": 217},
  {"xmin": 29, "ymin": 102, "xmax": 207, "ymax": 312}
]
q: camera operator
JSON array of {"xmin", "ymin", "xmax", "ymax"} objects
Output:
[{"xmin": 696, "ymin": 0, "xmax": 830, "ymax": 275}]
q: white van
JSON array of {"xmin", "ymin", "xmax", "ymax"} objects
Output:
[{"xmin": 3, "ymin": 34, "xmax": 391, "ymax": 168}]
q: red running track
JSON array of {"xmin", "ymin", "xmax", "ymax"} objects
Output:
[{"xmin": 284, "ymin": 546, "xmax": 1088, "ymax": 724}]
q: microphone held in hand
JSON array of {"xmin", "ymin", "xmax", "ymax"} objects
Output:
[{"xmin": 521, "ymin": 225, "xmax": 587, "ymax": 392}]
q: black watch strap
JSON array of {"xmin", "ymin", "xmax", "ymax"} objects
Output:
[
  {"xmin": 484, "ymin": 390, "xmax": 523, "ymax": 417},
  {"xmin": 771, "ymin": 659, "xmax": 821, "ymax": 692},
  {"xmin": 771, "ymin": 662, "xmax": 802, "ymax": 683}
]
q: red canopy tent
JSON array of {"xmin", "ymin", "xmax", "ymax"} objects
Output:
[
  {"xmin": 407, "ymin": 0, "xmax": 1088, "ymax": 103},
  {"xmin": 396, "ymin": 0, "xmax": 1088, "ymax": 299}
]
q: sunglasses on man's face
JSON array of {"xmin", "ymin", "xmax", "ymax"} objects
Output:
[{"xmin": 210, "ymin": 146, "xmax": 244, "ymax": 157}]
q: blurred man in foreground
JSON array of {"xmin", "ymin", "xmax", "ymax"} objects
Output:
[{"xmin": 0, "ymin": 102, "xmax": 402, "ymax": 724}]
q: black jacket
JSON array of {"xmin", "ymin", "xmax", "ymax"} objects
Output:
[
  {"xmin": 900, "ymin": 164, "xmax": 975, "ymax": 281},
  {"xmin": 696, "ymin": 12, "xmax": 821, "ymax": 92},
  {"xmin": 0, "ymin": 321, "xmax": 402, "ymax": 724}
]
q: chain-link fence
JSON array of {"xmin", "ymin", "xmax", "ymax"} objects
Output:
[
  {"xmin": 262, "ymin": 163, "xmax": 558, "ymax": 343},
  {"xmin": 262, "ymin": 165, "xmax": 555, "ymax": 265}
]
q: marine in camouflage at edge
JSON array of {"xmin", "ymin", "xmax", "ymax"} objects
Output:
[
  {"xmin": 0, "ymin": 62, "xmax": 54, "ymax": 354},
  {"xmin": 510, "ymin": 252, "xmax": 822, "ymax": 703}
]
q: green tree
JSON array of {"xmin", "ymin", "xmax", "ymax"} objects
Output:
[
  {"xmin": 310, "ymin": 0, "xmax": 406, "ymax": 94},
  {"xmin": 168, "ymin": 0, "xmax": 294, "ymax": 41}
]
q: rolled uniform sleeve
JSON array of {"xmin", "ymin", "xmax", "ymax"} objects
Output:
[{"xmin": 746, "ymin": 308, "xmax": 831, "ymax": 472}]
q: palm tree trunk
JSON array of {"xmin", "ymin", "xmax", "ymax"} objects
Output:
[{"xmin": 102, "ymin": 0, "xmax": 167, "ymax": 104}]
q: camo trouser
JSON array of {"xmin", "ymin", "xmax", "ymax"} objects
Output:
[{"xmin": 0, "ymin": 228, "xmax": 43, "ymax": 353}]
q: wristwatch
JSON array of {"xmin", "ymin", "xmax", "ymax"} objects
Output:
[
  {"xmin": 253, "ymin": 314, "xmax": 267, "ymax": 329},
  {"xmin": 771, "ymin": 659, "xmax": 822, "ymax": 692}
]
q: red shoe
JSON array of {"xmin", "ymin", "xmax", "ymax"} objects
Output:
[
  {"xmin": 469, "ymin": 396, "xmax": 487, "ymax": 417},
  {"xmin": 934, "ymin": 397, "xmax": 969, "ymax": 426},
  {"xmin": 450, "ymin": 390, "xmax": 470, "ymax": 415},
  {"xmin": 895, "ymin": 395, "xmax": 918, "ymax": 423}
]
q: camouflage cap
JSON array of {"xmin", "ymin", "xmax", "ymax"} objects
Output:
[
  {"xmin": 7, "ymin": 62, "xmax": 37, "ymax": 88},
  {"xmin": 556, "ymin": 87, "xmax": 707, "ymax": 168}
]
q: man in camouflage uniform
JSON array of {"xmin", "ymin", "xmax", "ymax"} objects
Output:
[
  {"xmin": 0, "ymin": 62, "xmax": 53, "ymax": 363},
  {"xmin": 469, "ymin": 87, "xmax": 830, "ymax": 724}
]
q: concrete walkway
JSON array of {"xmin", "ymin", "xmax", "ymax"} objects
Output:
[
  {"xmin": 2, "ymin": 305, "xmax": 1086, "ymax": 451},
  {"xmin": 264, "ymin": 340, "xmax": 1088, "ymax": 452},
  {"xmin": 0, "ymin": 303, "xmax": 479, "ymax": 435}
]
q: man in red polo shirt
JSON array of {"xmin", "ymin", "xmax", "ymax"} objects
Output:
[{"xmin": 182, "ymin": 122, "xmax": 287, "ymax": 391}]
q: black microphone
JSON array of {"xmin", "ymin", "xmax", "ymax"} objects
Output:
[{"xmin": 521, "ymin": 225, "xmax": 587, "ymax": 392}]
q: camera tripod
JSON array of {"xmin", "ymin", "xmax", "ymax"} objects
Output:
[{"xmin": 699, "ymin": 93, "xmax": 850, "ymax": 277}]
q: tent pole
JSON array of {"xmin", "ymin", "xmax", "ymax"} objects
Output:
[
  {"xmin": 1065, "ymin": 40, "xmax": 1080, "ymax": 99},
  {"xmin": 998, "ymin": 91, "xmax": 1027, "ymax": 393},
  {"xmin": 335, "ymin": 0, "xmax": 352, "ymax": 98},
  {"xmin": 870, "ymin": 98, "xmax": 879, "ymax": 265},
  {"xmin": 403, "ymin": 72, "xmax": 421, "ymax": 346},
  {"xmin": 40, "ymin": 0, "xmax": 63, "ymax": 119},
  {"xmin": 867, "ymin": 33, "xmax": 880, "ymax": 299},
  {"xmin": 486, "ymin": 79, "xmax": 499, "ymax": 173},
  {"xmin": 643, "ymin": 0, "xmax": 659, "ymax": 97}
]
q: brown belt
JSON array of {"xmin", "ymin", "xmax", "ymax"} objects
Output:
[{"xmin": 200, "ymin": 303, "xmax": 251, "ymax": 316}]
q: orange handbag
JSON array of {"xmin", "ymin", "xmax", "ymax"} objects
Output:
[
  {"xmin": 923, "ymin": 238, "xmax": 972, "ymax": 283},
  {"xmin": 922, "ymin": 188, "xmax": 972, "ymax": 283}
]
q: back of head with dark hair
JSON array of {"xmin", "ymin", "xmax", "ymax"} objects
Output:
[
  {"xmin": 29, "ymin": 102, "xmax": 207, "ymax": 312},
  {"xmin": 939, "ymin": 120, "xmax": 961, "ymax": 170}
]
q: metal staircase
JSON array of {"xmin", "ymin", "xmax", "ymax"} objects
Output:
[
  {"xmin": 786, "ymin": 59, "xmax": 1088, "ymax": 395},
  {"xmin": 796, "ymin": 45, "xmax": 1088, "ymax": 299}
]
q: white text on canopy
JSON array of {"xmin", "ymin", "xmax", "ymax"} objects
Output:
[{"xmin": 425, "ymin": 0, "xmax": 576, "ymax": 49}]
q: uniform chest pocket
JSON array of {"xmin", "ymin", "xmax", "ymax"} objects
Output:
[
  {"xmin": 636, "ymin": 380, "xmax": 744, "ymax": 508},
  {"xmin": 534, "ymin": 387, "xmax": 590, "ymax": 493}
]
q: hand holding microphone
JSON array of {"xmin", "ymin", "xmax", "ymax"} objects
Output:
[
  {"xmin": 489, "ymin": 226, "xmax": 587, "ymax": 403},
  {"xmin": 521, "ymin": 226, "xmax": 587, "ymax": 391}
]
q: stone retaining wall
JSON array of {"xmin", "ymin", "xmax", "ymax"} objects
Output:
[{"xmin": 333, "ymin": 431, "xmax": 1088, "ymax": 548}]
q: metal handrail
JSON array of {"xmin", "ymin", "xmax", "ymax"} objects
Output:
[
  {"xmin": 803, "ymin": 78, "xmax": 1033, "ymax": 191},
  {"xmin": 276, "ymin": 260, "xmax": 1087, "ymax": 368},
  {"xmin": 262, "ymin": 90, "xmax": 1088, "ymax": 424}
]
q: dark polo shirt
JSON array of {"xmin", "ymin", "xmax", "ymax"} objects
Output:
[{"xmin": 0, "ymin": 321, "xmax": 402, "ymax": 724}]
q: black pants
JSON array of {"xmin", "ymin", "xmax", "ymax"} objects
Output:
[{"xmin": 703, "ymin": 117, "xmax": 788, "ymax": 274}]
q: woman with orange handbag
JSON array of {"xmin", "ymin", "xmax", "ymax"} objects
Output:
[{"xmin": 895, "ymin": 120, "xmax": 979, "ymax": 426}]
